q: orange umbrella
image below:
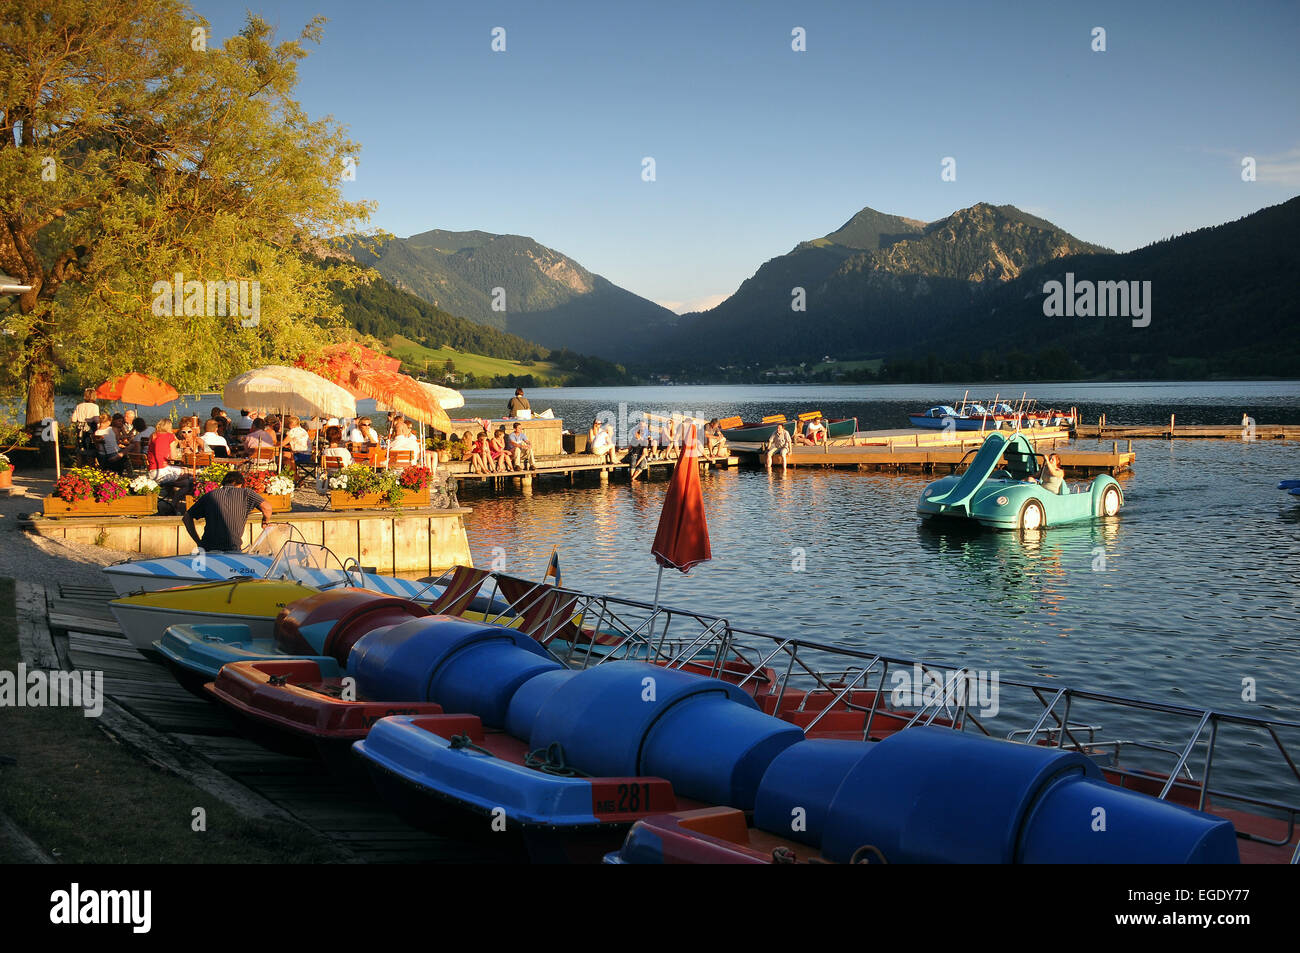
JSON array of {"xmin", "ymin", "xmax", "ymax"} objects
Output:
[
  {"xmin": 95, "ymin": 373, "xmax": 179, "ymax": 406},
  {"xmin": 296, "ymin": 343, "xmax": 399, "ymax": 399},
  {"xmin": 351, "ymin": 369, "xmax": 452, "ymax": 433}
]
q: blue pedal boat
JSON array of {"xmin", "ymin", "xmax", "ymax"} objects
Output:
[{"xmin": 917, "ymin": 431, "xmax": 1123, "ymax": 531}]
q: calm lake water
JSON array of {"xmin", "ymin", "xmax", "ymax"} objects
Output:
[{"xmin": 449, "ymin": 382, "xmax": 1300, "ymax": 799}]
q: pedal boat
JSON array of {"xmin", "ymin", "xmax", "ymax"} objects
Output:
[
  {"xmin": 605, "ymin": 727, "xmax": 1239, "ymax": 864},
  {"xmin": 153, "ymin": 587, "xmax": 429, "ymax": 696},
  {"xmin": 917, "ymin": 431, "xmax": 1122, "ymax": 531}
]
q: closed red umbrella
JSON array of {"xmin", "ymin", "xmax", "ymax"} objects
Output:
[
  {"xmin": 648, "ymin": 425, "xmax": 712, "ymax": 649},
  {"xmin": 651, "ymin": 424, "xmax": 712, "ymax": 572}
]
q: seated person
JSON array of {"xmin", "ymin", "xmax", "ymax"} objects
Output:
[
  {"xmin": 182, "ymin": 471, "xmax": 272, "ymax": 553},
  {"xmin": 765, "ymin": 422, "xmax": 794, "ymax": 471},
  {"xmin": 321, "ymin": 426, "xmax": 353, "ymax": 466},
  {"xmin": 127, "ymin": 417, "xmax": 152, "ymax": 453},
  {"xmin": 234, "ymin": 409, "xmax": 255, "ymax": 435},
  {"xmin": 468, "ymin": 430, "xmax": 491, "ymax": 474},
  {"xmin": 210, "ymin": 407, "xmax": 231, "ymax": 438},
  {"xmin": 281, "ymin": 415, "xmax": 311, "ymax": 466},
  {"xmin": 1029, "ymin": 452, "xmax": 1066, "ymax": 494},
  {"xmin": 488, "ymin": 427, "xmax": 515, "ymax": 471},
  {"xmin": 200, "ymin": 420, "xmax": 230, "ymax": 457},
  {"xmin": 628, "ymin": 419, "xmax": 653, "ymax": 476},
  {"xmin": 348, "ymin": 416, "xmax": 381, "ymax": 447},
  {"xmin": 385, "ymin": 421, "xmax": 421, "ymax": 467},
  {"xmin": 176, "ymin": 421, "xmax": 204, "ymax": 456},
  {"xmin": 591, "ymin": 423, "xmax": 616, "ymax": 464},
  {"xmin": 92, "ymin": 414, "xmax": 127, "ymax": 473},
  {"xmin": 243, "ymin": 418, "xmax": 275, "ymax": 456},
  {"xmin": 146, "ymin": 419, "xmax": 187, "ymax": 485},
  {"xmin": 703, "ymin": 419, "xmax": 728, "ymax": 459},
  {"xmin": 507, "ymin": 422, "xmax": 537, "ymax": 470}
]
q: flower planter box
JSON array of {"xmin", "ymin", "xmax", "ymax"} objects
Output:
[
  {"xmin": 0, "ymin": 469, "xmax": 11, "ymax": 490},
  {"xmin": 42, "ymin": 493, "xmax": 158, "ymax": 518},
  {"xmin": 185, "ymin": 492, "xmax": 292, "ymax": 513},
  {"xmin": 329, "ymin": 488, "xmax": 428, "ymax": 511}
]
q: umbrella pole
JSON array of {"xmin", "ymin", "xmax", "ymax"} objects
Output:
[{"xmin": 650, "ymin": 564, "xmax": 666, "ymax": 662}]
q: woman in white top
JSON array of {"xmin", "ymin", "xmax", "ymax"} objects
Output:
[
  {"xmin": 591, "ymin": 424, "xmax": 616, "ymax": 464},
  {"xmin": 321, "ymin": 426, "xmax": 353, "ymax": 466},
  {"xmin": 93, "ymin": 414, "xmax": 126, "ymax": 472},
  {"xmin": 348, "ymin": 417, "xmax": 380, "ymax": 446}
]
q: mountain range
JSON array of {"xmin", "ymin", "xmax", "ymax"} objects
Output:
[{"xmin": 347, "ymin": 198, "xmax": 1300, "ymax": 380}]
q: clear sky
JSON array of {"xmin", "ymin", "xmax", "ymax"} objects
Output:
[{"xmin": 194, "ymin": 0, "xmax": 1299, "ymax": 313}]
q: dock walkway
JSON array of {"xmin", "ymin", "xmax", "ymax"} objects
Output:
[{"xmin": 24, "ymin": 581, "xmax": 510, "ymax": 863}]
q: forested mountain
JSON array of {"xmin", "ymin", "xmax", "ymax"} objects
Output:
[
  {"xmin": 332, "ymin": 275, "xmax": 547, "ymax": 362},
  {"xmin": 658, "ymin": 203, "xmax": 1110, "ymax": 367},
  {"xmin": 346, "ymin": 230, "xmax": 677, "ymax": 358}
]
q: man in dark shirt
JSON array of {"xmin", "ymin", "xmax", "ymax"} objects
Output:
[
  {"xmin": 506, "ymin": 388, "xmax": 530, "ymax": 417},
  {"xmin": 181, "ymin": 472, "xmax": 273, "ymax": 552}
]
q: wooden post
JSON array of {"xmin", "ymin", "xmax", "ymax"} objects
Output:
[
  {"xmin": 1112, "ymin": 441, "xmax": 1117, "ymax": 455},
  {"xmin": 1170, "ymin": 414, "xmax": 1175, "ymax": 438},
  {"xmin": 1127, "ymin": 439, "xmax": 1132, "ymax": 453}
]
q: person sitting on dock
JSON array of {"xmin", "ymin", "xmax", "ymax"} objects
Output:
[
  {"xmin": 765, "ymin": 420, "xmax": 794, "ymax": 471},
  {"xmin": 591, "ymin": 423, "xmax": 616, "ymax": 464},
  {"xmin": 507, "ymin": 387, "xmax": 531, "ymax": 418},
  {"xmin": 628, "ymin": 418, "xmax": 653, "ymax": 477},
  {"xmin": 488, "ymin": 427, "xmax": 515, "ymax": 471},
  {"xmin": 468, "ymin": 430, "xmax": 491, "ymax": 474},
  {"xmin": 508, "ymin": 422, "xmax": 538, "ymax": 471},
  {"xmin": 703, "ymin": 419, "xmax": 727, "ymax": 460},
  {"xmin": 182, "ymin": 471, "xmax": 272, "ymax": 553},
  {"xmin": 800, "ymin": 417, "xmax": 827, "ymax": 446}
]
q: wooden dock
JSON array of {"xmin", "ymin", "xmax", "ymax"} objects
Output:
[
  {"xmin": 21, "ymin": 581, "xmax": 514, "ymax": 863},
  {"xmin": 728, "ymin": 440, "xmax": 1134, "ymax": 475},
  {"xmin": 445, "ymin": 451, "xmax": 738, "ymax": 485},
  {"xmin": 1075, "ymin": 419, "xmax": 1299, "ymax": 440}
]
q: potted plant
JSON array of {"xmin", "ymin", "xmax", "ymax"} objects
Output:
[
  {"xmin": 0, "ymin": 453, "xmax": 11, "ymax": 490},
  {"xmin": 327, "ymin": 464, "xmax": 430, "ymax": 511},
  {"xmin": 43, "ymin": 466, "xmax": 159, "ymax": 517},
  {"xmin": 185, "ymin": 463, "xmax": 293, "ymax": 512}
]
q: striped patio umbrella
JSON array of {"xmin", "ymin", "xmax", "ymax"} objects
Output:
[{"xmin": 352, "ymin": 369, "xmax": 452, "ymax": 433}]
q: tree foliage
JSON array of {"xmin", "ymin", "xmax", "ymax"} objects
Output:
[{"xmin": 0, "ymin": 0, "xmax": 373, "ymax": 420}]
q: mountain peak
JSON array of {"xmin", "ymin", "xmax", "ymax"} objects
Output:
[{"xmin": 822, "ymin": 207, "xmax": 926, "ymax": 250}]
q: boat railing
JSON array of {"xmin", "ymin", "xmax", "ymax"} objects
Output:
[{"xmin": 472, "ymin": 575, "xmax": 1300, "ymax": 846}]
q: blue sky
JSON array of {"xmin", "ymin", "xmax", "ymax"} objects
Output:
[{"xmin": 196, "ymin": 0, "xmax": 1299, "ymax": 312}]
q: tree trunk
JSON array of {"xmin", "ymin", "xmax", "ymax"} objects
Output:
[{"xmin": 25, "ymin": 356, "xmax": 56, "ymax": 424}]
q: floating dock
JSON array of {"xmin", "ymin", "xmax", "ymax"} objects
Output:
[
  {"xmin": 728, "ymin": 442, "xmax": 1133, "ymax": 475},
  {"xmin": 445, "ymin": 451, "xmax": 738, "ymax": 485},
  {"xmin": 1075, "ymin": 418, "xmax": 1299, "ymax": 440}
]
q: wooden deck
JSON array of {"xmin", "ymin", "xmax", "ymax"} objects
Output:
[
  {"xmin": 727, "ymin": 442, "xmax": 1134, "ymax": 475},
  {"xmin": 445, "ymin": 451, "xmax": 738, "ymax": 484},
  {"xmin": 25, "ymin": 581, "xmax": 513, "ymax": 863},
  {"xmin": 1074, "ymin": 422, "xmax": 1299, "ymax": 440}
]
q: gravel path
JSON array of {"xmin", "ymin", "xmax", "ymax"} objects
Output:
[{"xmin": 0, "ymin": 470, "xmax": 124, "ymax": 587}]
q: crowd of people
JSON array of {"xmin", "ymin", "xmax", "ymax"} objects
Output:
[{"xmin": 68, "ymin": 389, "xmax": 440, "ymax": 504}]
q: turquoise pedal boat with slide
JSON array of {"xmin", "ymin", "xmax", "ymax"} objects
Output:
[{"xmin": 917, "ymin": 431, "xmax": 1123, "ymax": 531}]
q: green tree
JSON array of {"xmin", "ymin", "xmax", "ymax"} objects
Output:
[{"xmin": 0, "ymin": 1, "xmax": 373, "ymax": 421}]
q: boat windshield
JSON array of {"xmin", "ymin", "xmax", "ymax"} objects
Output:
[
  {"xmin": 995, "ymin": 403, "xmax": 1016, "ymax": 415},
  {"xmin": 968, "ymin": 404, "xmax": 991, "ymax": 416},
  {"xmin": 931, "ymin": 406, "xmax": 957, "ymax": 417},
  {"xmin": 264, "ymin": 542, "xmax": 355, "ymax": 589}
]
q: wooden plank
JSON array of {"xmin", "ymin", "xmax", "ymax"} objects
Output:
[
  {"xmin": 357, "ymin": 516, "xmax": 394, "ymax": 575},
  {"xmin": 323, "ymin": 518, "xmax": 358, "ymax": 566},
  {"xmin": 14, "ymin": 581, "xmax": 59, "ymax": 669},
  {"xmin": 393, "ymin": 516, "xmax": 427, "ymax": 578}
]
